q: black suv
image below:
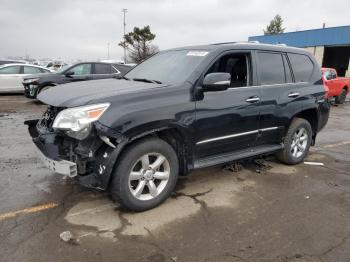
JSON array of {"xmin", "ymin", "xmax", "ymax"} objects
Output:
[
  {"xmin": 26, "ymin": 43, "xmax": 330, "ymax": 211},
  {"xmin": 23, "ymin": 62, "xmax": 133, "ymax": 98}
]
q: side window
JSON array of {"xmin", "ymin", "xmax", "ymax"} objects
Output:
[
  {"xmin": 331, "ymin": 70, "xmax": 337, "ymax": 79},
  {"xmin": 70, "ymin": 64, "xmax": 92, "ymax": 75},
  {"xmin": 282, "ymin": 54, "xmax": 293, "ymax": 83},
  {"xmin": 257, "ymin": 52, "xmax": 285, "ymax": 85},
  {"xmin": 94, "ymin": 63, "xmax": 112, "ymax": 74},
  {"xmin": 0, "ymin": 66, "xmax": 21, "ymax": 74},
  {"xmin": 323, "ymin": 70, "xmax": 332, "ymax": 80},
  {"xmin": 206, "ymin": 53, "xmax": 249, "ymax": 88},
  {"xmin": 23, "ymin": 66, "xmax": 42, "ymax": 74},
  {"xmin": 288, "ymin": 53, "xmax": 314, "ymax": 82}
]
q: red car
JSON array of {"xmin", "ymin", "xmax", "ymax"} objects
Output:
[{"xmin": 322, "ymin": 68, "xmax": 350, "ymax": 104}]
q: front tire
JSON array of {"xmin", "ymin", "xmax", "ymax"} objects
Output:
[
  {"xmin": 109, "ymin": 137, "xmax": 179, "ymax": 211},
  {"xmin": 277, "ymin": 118, "xmax": 312, "ymax": 165},
  {"xmin": 335, "ymin": 88, "xmax": 347, "ymax": 104}
]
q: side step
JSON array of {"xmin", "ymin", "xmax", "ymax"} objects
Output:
[{"xmin": 194, "ymin": 144, "xmax": 283, "ymax": 169}]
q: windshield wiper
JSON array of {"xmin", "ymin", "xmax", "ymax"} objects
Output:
[{"xmin": 132, "ymin": 78, "xmax": 162, "ymax": 84}]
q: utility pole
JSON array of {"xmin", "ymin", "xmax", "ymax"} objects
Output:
[
  {"xmin": 107, "ymin": 42, "xmax": 110, "ymax": 60},
  {"xmin": 122, "ymin": 8, "xmax": 128, "ymax": 64}
]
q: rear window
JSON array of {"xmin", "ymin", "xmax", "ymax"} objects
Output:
[
  {"xmin": 257, "ymin": 52, "xmax": 285, "ymax": 85},
  {"xmin": 288, "ymin": 53, "xmax": 314, "ymax": 82},
  {"xmin": 95, "ymin": 63, "xmax": 112, "ymax": 74}
]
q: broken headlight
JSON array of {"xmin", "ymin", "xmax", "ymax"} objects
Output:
[{"xmin": 52, "ymin": 103, "xmax": 110, "ymax": 139}]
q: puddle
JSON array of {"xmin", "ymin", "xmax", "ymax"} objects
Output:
[{"xmin": 64, "ymin": 168, "xmax": 255, "ymax": 238}]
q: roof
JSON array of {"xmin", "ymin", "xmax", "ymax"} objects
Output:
[
  {"xmin": 248, "ymin": 25, "xmax": 350, "ymax": 47},
  {"xmin": 0, "ymin": 63, "xmax": 48, "ymax": 69},
  {"xmin": 167, "ymin": 42, "xmax": 308, "ymax": 54}
]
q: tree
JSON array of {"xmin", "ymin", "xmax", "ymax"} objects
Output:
[
  {"xmin": 264, "ymin": 14, "xmax": 285, "ymax": 35},
  {"xmin": 119, "ymin": 25, "xmax": 159, "ymax": 64}
]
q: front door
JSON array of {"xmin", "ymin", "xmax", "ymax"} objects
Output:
[{"xmin": 194, "ymin": 51, "xmax": 261, "ymax": 159}]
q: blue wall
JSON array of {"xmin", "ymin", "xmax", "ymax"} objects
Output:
[{"xmin": 248, "ymin": 26, "xmax": 350, "ymax": 47}]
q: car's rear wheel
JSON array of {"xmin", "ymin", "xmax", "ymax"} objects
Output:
[
  {"xmin": 335, "ymin": 88, "xmax": 347, "ymax": 104},
  {"xmin": 277, "ymin": 118, "xmax": 312, "ymax": 165},
  {"xmin": 109, "ymin": 137, "xmax": 179, "ymax": 211}
]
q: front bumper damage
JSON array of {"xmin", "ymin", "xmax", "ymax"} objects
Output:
[
  {"xmin": 25, "ymin": 119, "xmax": 127, "ymax": 190},
  {"xmin": 23, "ymin": 83, "xmax": 38, "ymax": 98}
]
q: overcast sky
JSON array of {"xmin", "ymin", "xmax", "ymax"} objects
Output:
[{"xmin": 0, "ymin": 0, "xmax": 349, "ymax": 61}]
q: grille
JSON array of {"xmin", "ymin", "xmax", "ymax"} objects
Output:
[{"xmin": 37, "ymin": 106, "xmax": 63, "ymax": 133}]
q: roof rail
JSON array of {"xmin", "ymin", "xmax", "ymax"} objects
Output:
[
  {"xmin": 211, "ymin": 41, "xmax": 237, "ymax": 45},
  {"xmin": 211, "ymin": 40, "xmax": 260, "ymax": 46}
]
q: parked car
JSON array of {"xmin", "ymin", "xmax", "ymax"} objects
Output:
[
  {"xmin": 0, "ymin": 64, "xmax": 51, "ymax": 93},
  {"xmin": 25, "ymin": 43, "xmax": 330, "ymax": 211},
  {"xmin": 23, "ymin": 62, "xmax": 133, "ymax": 98},
  {"xmin": 322, "ymin": 68, "xmax": 350, "ymax": 104}
]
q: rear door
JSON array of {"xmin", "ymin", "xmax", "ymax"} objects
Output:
[
  {"xmin": 195, "ymin": 51, "xmax": 261, "ymax": 159},
  {"xmin": 0, "ymin": 65, "xmax": 22, "ymax": 92},
  {"xmin": 255, "ymin": 51, "xmax": 302, "ymax": 145},
  {"xmin": 92, "ymin": 63, "xmax": 114, "ymax": 80}
]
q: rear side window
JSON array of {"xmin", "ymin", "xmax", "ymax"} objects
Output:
[
  {"xmin": 0, "ymin": 65, "xmax": 21, "ymax": 74},
  {"xmin": 257, "ymin": 52, "xmax": 285, "ymax": 85},
  {"xmin": 94, "ymin": 63, "xmax": 112, "ymax": 74},
  {"xmin": 288, "ymin": 53, "xmax": 314, "ymax": 82},
  {"xmin": 23, "ymin": 66, "xmax": 42, "ymax": 74}
]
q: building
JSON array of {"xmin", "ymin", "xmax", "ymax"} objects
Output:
[{"xmin": 249, "ymin": 25, "xmax": 350, "ymax": 76}]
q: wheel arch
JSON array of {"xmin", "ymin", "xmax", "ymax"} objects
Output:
[{"xmin": 289, "ymin": 108, "xmax": 318, "ymax": 145}]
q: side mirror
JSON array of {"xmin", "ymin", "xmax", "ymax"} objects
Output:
[
  {"xmin": 202, "ymin": 73, "xmax": 231, "ymax": 92},
  {"xmin": 64, "ymin": 71, "xmax": 74, "ymax": 77}
]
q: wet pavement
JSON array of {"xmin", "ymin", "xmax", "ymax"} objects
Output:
[{"xmin": 0, "ymin": 95, "xmax": 350, "ymax": 262}]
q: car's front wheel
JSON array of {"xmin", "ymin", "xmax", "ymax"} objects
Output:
[
  {"xmin": 109, "ymin": 137, "xmax": 179, "ymax": 211},
  {"xmin": 277, "ymin": 118, "xmax": 312, "ymax": 165},
  {"xmin": 335, "ymin": 88, "xmax": 347, "ymax": 104}
]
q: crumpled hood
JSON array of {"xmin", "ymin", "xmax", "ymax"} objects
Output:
[{"xmin": 37, "ymin": 78, "xmax": 167, "ymax": 107}]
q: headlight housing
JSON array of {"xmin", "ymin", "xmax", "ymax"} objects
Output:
[{"xmin": 52, "ymin": 103, "xmax": 110, "ymax": 138}]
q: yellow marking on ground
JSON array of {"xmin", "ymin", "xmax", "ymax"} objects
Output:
[
  {"xmin": 0, "ymin": 202, "xmax": 58, "ymax": 221},
  {"xmin": 323, "ymin": 141, "xmax": 350, "ymax": 148}
]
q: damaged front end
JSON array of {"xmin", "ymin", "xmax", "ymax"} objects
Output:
[{"xmin": 25, "ymin": 105, "xmax": 127, "ymax": 190}]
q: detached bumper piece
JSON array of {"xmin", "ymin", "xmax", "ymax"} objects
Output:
[
  {"xmin": 34, "ymin": 145, "xmax": 77, "ymax": 177},
  {"xmin": 23, "ymin": 84, "xmax": 38, "ymax": 98},
  {"xmin": 25, "ymin": 119, "xmax": 77, "ymax": 177}
]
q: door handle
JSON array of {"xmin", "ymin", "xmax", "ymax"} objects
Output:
[
  {"xmin": 245, "ymin": 96, "xmax": 260, "ymax": 103},
  {"xmin": 288, "ymin": 92, "xmax": 300, "ymax": 98}
]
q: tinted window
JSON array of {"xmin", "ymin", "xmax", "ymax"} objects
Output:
[
  {"xmin": 0, "ymin": 65, "xmax": 21, "ymax": 74},
  {"xmin": 288, "ymin": 53, "xmax": 314, "ymax": 82},
  {"xmin": 95, "ymin": 63, "xmax": 112, "ymax": 74},
  {"xmin": 69, "ymin": 64, "xmax": 91, "ymax": 75},
  {"xmin": 282, "ymin": 54, "xmax": 293, "ymax": 83},
  {"xmin": 206, "ymin": 53, "xmax": 249, "ymax": 88},
  {"xmin": 23, "ymin": 66, "xmax": 42, "ymax": 74},
  {"xmin": 257, "ymin": 52, "xmax": 285, "ymax": 85}
]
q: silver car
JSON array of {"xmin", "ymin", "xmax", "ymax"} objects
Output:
[{"xmin": 0, "ymin": 64, "xmax": 51, "ymax": 93}]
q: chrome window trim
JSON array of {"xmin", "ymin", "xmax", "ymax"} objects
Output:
[
  {"xmin": 196, "ymin": 126, "xmax": 280, "ymax": 145},
  {"xmin": 226, "ymin": 82, "xmax": 308, "ymax": 91}
]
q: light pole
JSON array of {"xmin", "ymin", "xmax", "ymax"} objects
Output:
[
  {"xmin": 122, "ymin": 8, "xmax": 128, "ymax": 64},
  {"xmin": 107, "ymin": 42, "xmax": 110, "ymax": 60}
]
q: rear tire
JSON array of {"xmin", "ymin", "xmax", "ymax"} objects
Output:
[
  {"xmin": 277, "ymin": 118, "xmax": 312, "ymax": 165},
  {"xmin": 335, "ymin": 88, "xmax": 347, "ymax": 104},
  {"xmin": 109, "ymin": 137, "xmax": 179, "ymax": 211}
]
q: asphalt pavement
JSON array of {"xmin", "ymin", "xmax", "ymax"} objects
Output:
[{"xmin": 0, "ymin": 95, "xmax": 350, "ymax": 262}]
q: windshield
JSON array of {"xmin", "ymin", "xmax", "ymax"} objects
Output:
[
  {"xmin": 125, "ymin": 50, "xmax": 209, "ymax": 84},
  {"xmin": 57, "ymin": 64, "xmax": 70, "ymax": 73}
]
